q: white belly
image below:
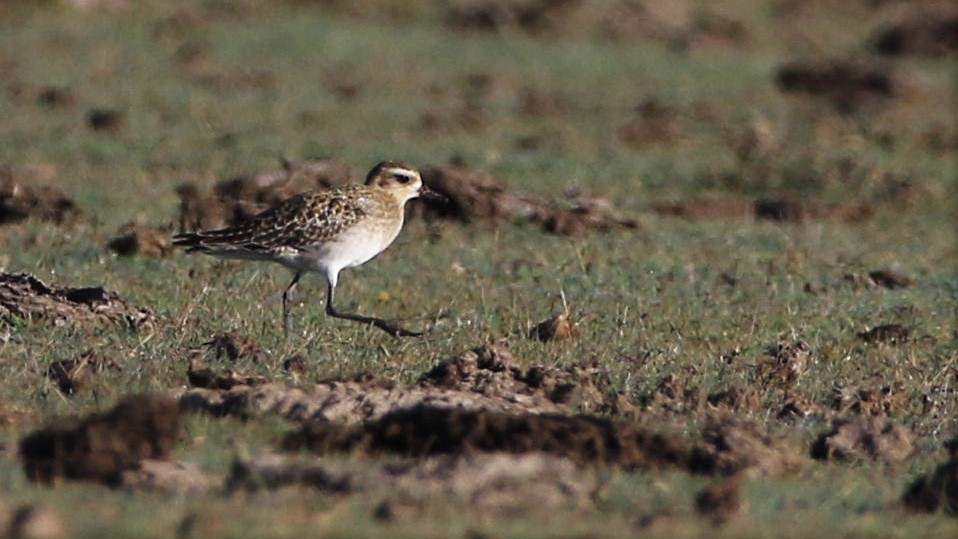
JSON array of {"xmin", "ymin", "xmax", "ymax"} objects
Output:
[{"xmin": 282, "ymin": 221, "xmax": 402, "ymax": 285}]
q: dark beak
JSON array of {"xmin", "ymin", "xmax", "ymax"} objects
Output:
[{"xmin": 419, "ymin": 184, "xmax": 447, "ymax": 203}]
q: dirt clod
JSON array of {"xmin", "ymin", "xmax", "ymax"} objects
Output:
[
  {"xmin": 417, "ymin": 164, "xmax": 638, "ymax": 235},
  {"xmin": 86, "ymin": 108, "xmax": 125, "ymax": 132},
  {"xmin": 529, "ymin": 312, "xmax": 578, "ymax": 342},
  {"xmin": 695, "ymin": 474, "xmax": 742, "ymax": 525},
  {"xmin": 45, "ymin": 350, "xmax": 120, "ymax": 395},
  {"xmin": 8, "ymin": 504, "xmax": 68, "ymax": 539},
  {"xmin": 186, "ymin": 361, "xmax": 269, "ymax": 390},
  {"xmin": 753, "ymin": 198, "xmax": 806, "ymax": 222},
  {"xmin": 706, "ymin": 386, "xmax": 759, "ymax": 415},
  {"xmin": 903, "ymin": 445, "xmax": 958, "ymax": 514},
  {"xmin": 872, "ymin": 12, "xmax": 958, "ymax": 57},
  {"xmin": 0, "ymin": 273, "xmax": 155, "ymax": 330},
  {"xmin": 811, "ymin": 416, "xmax": 915, "ymax": 464},
  {"xmin": 689, "ymin": 414, "xmax": 803, "ymax": 477},
  {"xmin": 120, "ymin": 459, "xmax": 214, "ymax": 496},
  {"xmin": 20, "ymin": 394, "xmax": 181, "ymax": 486},
  {"xmin": 832, "ymin": 381, "xmax": 908, "ymax": 416},
  {"xmin": 654, "ymin": 196, "xmax": 873, "ymax": 223},
  {"xmin": 203, "ymin": 332, "xmax": 267, "ymax": 363},
  {"xmin": 282, "ymin": 405, "xmax": 687, "ymax": 470},
  {"xmin": 617, "ymin": 99, "xmax": 682, "ymax": 149},
  {"xmin": 107, "ymin": 223, "xmax": 171, "ymax": 258},
  {"xmin": 417, "ymin": 164, "xmax": 539, "ymax": 224},
  {"xmin": 182, "ymin": 341, "xmax": 633, "ymax": 422},
  {"xmin": 0, "ymin": 165, "xmax": 79, "ymax": 226},
  {"xmin": 228, "ymin": 451, "xmax": 598, "ymax": 512},
  {"xmin": 758, "ymin": 340, "xmax": 810, "ymax": 389},
  {"xmin": 867, "ymin": 270, "xmax": 912, "ymax": 289},
  {"xmin": 857, "ymin": 324, "xmax": 910, "ymax": 344},
  {"xmin": 775, "ymin": 61, "xmax": 898, "ymax": 113}
]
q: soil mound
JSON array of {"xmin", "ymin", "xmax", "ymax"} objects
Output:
[
  {"xmin": 281, "ymin": 405, "xmax": 687, "ymax": 470},
  {"xmin": 811, "ymin": 416, "xmax": 915, "ymax": 463},
  {"xmin": 0, "ymin": 273, "xmax": 155, "ymax": 330},
  {"xmin": 20, "ymin": 395, "xmax": 181, "ymax": 486},
  {"xmin": 227, "ymin": 451, "xmax": 597, "ymax": 513},
  {"xmin": 181, "ymin": 341, "xmax": 632, "ymax": 421},
  {"xmin": 0, "ymin": 165, "xmax": 79, "ymax": 225}
]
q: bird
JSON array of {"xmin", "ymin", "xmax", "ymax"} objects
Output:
[{"xmin": 172, "ymin": 160, "xmax": 442, "ymax": 337}]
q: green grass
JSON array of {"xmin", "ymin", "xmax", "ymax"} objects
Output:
[{"xmin": 0, "ymin": 0, "xmax": 956, "ymax": 537}]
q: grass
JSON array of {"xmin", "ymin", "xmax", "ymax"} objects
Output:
[{"xmin": 0, "ymin": 0, "xmax": 956, "ymax": 537}]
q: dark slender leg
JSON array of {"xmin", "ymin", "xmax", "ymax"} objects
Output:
[
  {"xmin": 282, "ymin": 272, "xmax": 302, "ymax": 337},
  {"xmin": 325, "ymin": 282, "xmax": 423, "ymax": 338}
]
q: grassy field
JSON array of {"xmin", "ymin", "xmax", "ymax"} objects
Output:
[{"xmin": 0, "ymin": 0, "xmax": 956, "ymax": 537}]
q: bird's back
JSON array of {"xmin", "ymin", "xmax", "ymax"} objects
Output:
[{"xmin": 172, "ymin": 186, "xmax": 373, "ymax": 259}]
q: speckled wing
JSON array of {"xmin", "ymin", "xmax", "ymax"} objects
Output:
[{"xmin": 173, "ymin": 187, "xmax": 369, "ymax": 256}]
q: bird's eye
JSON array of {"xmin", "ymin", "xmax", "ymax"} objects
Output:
[{"xmin": 395, "ymin": 174, "xmax": 411, "ymax": 184}]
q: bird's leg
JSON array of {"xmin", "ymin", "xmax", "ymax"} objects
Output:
[
  {"xmin": 325, "ymin": 282, "xmax": 423, "ymax": 338},
  {"xmin": 282, "ymin": 272, "xmax": 302, "ymax": 338}
]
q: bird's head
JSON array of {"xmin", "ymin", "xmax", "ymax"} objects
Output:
[{"xmin": 365, "ymin": 161, "xmax": 444, "ymax": 204}]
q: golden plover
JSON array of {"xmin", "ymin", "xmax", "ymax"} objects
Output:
[{"xmin": 173, "ymin": 160, "xmax": 441, "ymax": 337}]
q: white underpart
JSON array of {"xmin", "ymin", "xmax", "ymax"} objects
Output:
[{"xmin": 279, "ymin": 214, "xmax": 404, "ymax": 287}]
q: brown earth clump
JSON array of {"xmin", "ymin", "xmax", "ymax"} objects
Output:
[
  {"xmin": 774, "ymin": 61, "xmax": 899, "ymax": 113},
  {"xmin": 45, "ymin": 350, "xmax": 121, "ymax": 396},
  {"xmin": 617, "ymin": 99, "xmax": 683, "ymax": 149},
  {"xmin": 758, "ymin": 340, "xmax": 811, "ymax": 390},
  {"xmin": 19, "ymin": 394, "xmax": 181, "ymax": 486},
  {"xmin": 845, "ymin": 270, "xmax": 912, "ymax": 290},
  {"xmin": 36, "ymin": 86, "xmax": 77, "ymax": 109},
  {"xmin": 0, "ymin": 165, "xmax": 79, "ymax": 226},
  {"xmin": 689, "ymin": 414, "xmax": 803, "ymax": 477},
  {"xmin": 540, "ymin": 191, "xmax": 641, "ymax": 236},
  {"xmin": 7, "ymin": 504, "xmax": 69, "ymax": 539},
  {"xmin": 227, "ymin": 451, "xmax": 597, "ymax": 513},
  {"xmin": 832, "ymin": 381, "xmax": 908, "ymax": 416},
  {"xmin": 417, "ymin": 164, "xmax": 639, "ymax": 235},
  {"xmin": 445, "ymin": 0, "xmax": 582, "ymax": 34},
  {"xmin": 120, "ymin": 459, "xmax": 214, "ymax": 497},
  {"xmin": 811, "ymin": 416, "xmax": 916, "ymax": 464},
  {"xmin": 654, "ymin": 196, "xmax": 873, "ymax": 223},
  {"xmin": 107, "ymin": 223, "xmax": 171, "ymax": 258},
  {"xmin": 695, "ymin": 473, "xmax": 743, "ymax": 526},
  {"xmin": 203, "ymin": 331, "xmax": 267, "ymax": 363},
  {"xmin": 872, "ymin": 11, "xmax": 958, "ymax": 57},
  {"xmin": 903, "ymin": 440, "xmax": 958, "ymax": 514},
  {"xmin": 186, "ymin": 361, "xmax": 270, "ymax": 391},
  {"xmin": 857, "ymin": 324, "xmax": 910, "ymax": 344},
  {"xmin": 867, "ymin": 269, "xmax": 911, "ymax": 289},
  {"xmin": 777, "ymin": 393, "xmax": 820, "ymax": 419},
  {"xmin": 416, "ymin": 164, "xmax": 540, "ymax": 224},
  {"xmin": 529, "ymin": 312, "xmax": 578, "ymax": 342},
  {"xmin": 181, "ymin": 341, "xmax": 633, "ymax": 421},
  {"xmin": 643, "ymin": 373, "xmax": 703, "ymax": 414},
  {"xmin": 421, "ymin": 341, "xmax": 629, "ymax": 416},
  {"xmin": 517, "ymin": 86, "xmax": 566, "ymax": 116},
  {"xmin": 176, "ymin": 158, "xmax": 354, "ymax": 232},
  {"xmin": 281, "ymin": 405, "xmax": 688, "ymax": 470},
  {"xmin": 706, "ymin": 386, "xmax": 760, "ymax": 415},
  {"xmin": 653, "ymin": 197, "xmax": 752, "ymax": 220},
  {"xmin": 903, "ymin": 458, "xmax": 958, "ymax": 515},
  {"xmin": 86, "ymin": 107, "xmax": 125, "ymax": 133},
  {"xmin": 0, "ymin": 273, "xmax": 156, "ymax": 330}
]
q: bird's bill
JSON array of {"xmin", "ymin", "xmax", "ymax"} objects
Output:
[{"xmin": 418, "ymin": 184, "xmax": 447, "ymax": 202}]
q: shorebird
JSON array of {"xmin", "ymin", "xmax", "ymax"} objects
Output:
[{"xmin": 173, "ymin": 160, "xmax": 441, "ymax": 337}]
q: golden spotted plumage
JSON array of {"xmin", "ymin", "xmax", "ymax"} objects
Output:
[{"xmin": 173, "ymin": 160, "xmax": 443, "ymax": 338}]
